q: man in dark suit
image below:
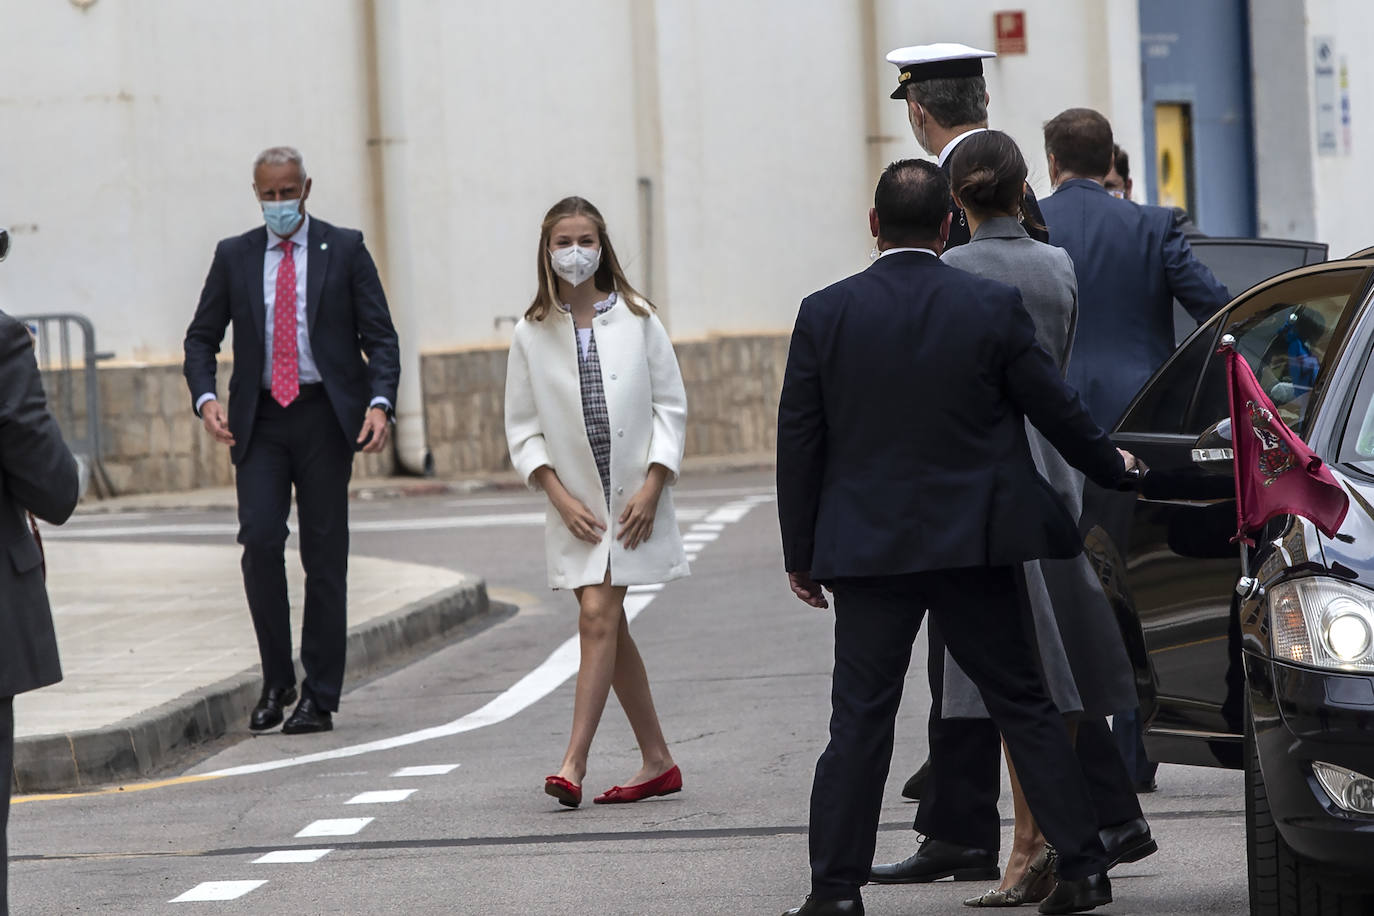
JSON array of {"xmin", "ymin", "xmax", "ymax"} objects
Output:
[
  {"xmin": 1, "ymin": 226, "xmax": 81, "ymax": 914},
  {"xmin": 1038, "ymin": 108, "xmax": 1229, "ymax": 430},
  {"xmin": 184, "ymin": 147, "xmax": 400, "ymax": 735},
  {"xmin": 776, "ymin": 159, "xmax": 1135, "ymax": 916}
]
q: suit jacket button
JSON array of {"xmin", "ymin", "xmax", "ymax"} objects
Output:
[
  {"xmin": 616, "ymin": 486, "xmax": 624, "ymax": 495},
  {"xmin": 601, "ymin": 318, "xmax": 609, "ymax": 325},
  {"xmin": 617, "ymin": 429, "xmax": 624, "ymax": 437},
  {"xmin": 610, "ymin": 373, "xmax": 617, "ymax": 380}
]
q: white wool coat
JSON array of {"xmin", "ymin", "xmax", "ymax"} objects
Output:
[{"xmin": 504, "ymin": 298, "xmax": 690, "ymax": 589}]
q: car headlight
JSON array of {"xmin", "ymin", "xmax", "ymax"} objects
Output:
[{"xmin": 1269, "ymin": 578, "xmax": 1374, "ymax": 672}]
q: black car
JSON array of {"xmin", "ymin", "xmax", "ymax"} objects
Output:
[{"xmin": 1100, "ymin": 246, "xmax": 1374, "ymax": 914}]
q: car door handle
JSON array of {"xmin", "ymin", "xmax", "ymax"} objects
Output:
[{"xmin": 1191, "ymin": 447, "xmax": 1234, "ymax": 462}]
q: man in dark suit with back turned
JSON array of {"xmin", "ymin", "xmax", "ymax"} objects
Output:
[
  {"xmin": 184, "ymin": 147, "xmax": 400, "ymax": 735},
  {"xmin": 0, "ymin": 226, "xmax": 81, "ymax": 915},
  {"xmin": 1038, "ymin": 109, "xmax": 1229, "ymax": 431},
  {"xmin": 777, "ymin": 159, "xmax": 1138, "ymax": 916}
]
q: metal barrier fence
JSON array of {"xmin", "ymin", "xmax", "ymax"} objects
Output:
[{"xmin": 18, "ymin": 312, "xmax": 114, "ymax": 496}]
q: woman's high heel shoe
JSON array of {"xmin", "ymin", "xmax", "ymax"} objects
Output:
[
  {"xmin": 544, "ymin": 775, "xmax": 582, "ymax": 808},
  {"xmin": 963, "ymin": 845, "xmax": 1057, "ymax": 907}
]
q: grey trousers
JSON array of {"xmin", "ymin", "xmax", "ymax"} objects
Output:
[{"xmin": 2, "ymin": 695, "xmax": 13, "ymax": 916}]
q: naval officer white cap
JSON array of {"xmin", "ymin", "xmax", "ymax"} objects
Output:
[{"xmin": 886, "ymin": 43, "xmax": 996, "ymax": 99}]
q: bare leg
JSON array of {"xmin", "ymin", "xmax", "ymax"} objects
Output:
[
  {"xmin": 555, "ymin": 574, "xmax": 628, "ymax": 786},
  {"xmin": 999, "ymin": 720, "xmax": 1079, "ymax": 890},
  {"xmin": 610, "ymin": 610, "xmax": 675, "ymax": 785}
]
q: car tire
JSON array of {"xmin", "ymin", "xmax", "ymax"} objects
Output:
[{"xmin": 1246, "ymin": 711, "xmax": 1368, "ymax": 914}]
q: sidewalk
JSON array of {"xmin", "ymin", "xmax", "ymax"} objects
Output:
[{"xmin": 11, "ymin": 483, "xmax": 498, "ymax": 794}]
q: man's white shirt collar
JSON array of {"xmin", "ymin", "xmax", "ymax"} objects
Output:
[
  {"xmin": 877, "ymin": 247, "xmax": 938, "ymax": 259},
  {"xmin": 937, "ymin": 127, "xmax": 989, "ymax": 167}
]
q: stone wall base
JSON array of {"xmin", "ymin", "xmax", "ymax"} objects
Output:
[{"xmin": 59, "ymin": 332, "xmax": 788, "ymax": 495}]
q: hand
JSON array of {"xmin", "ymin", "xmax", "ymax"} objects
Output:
[
  {"xmin": 618, "ymin": 475, "xmax": 665, "ymax": 550},
  {"xmin": 1117, "ymin": 448, "xmax": 1147, "ymax": 473},
  {"xmin": 357, "ymin": 407, "xmax": 391, "ymax": 453},
  {"xmin": 200, "ymin": 400, "xmax": 236, "ymax": 446},
  {"xmin": 788, "ymin": 571, "xmax": 829, "ymax": 609},
  {"xmin": 554, "ymin": 492, "xmax": 607, "ymax": 545}
]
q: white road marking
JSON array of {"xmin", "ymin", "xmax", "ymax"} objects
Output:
[
  {"xmin": 346, "ymin": 789, "xmax": 416, "ymax": 805},
  {"xmin": 682, "ymin": 532, "xmax": 719, "ymax": 543},
  {"xmin": 171, "ymin": 881, "xmax": 266, "ymax": 902},
  {"xmin": 390, "ymin": 764, "xmax": 458, "ymax": 777},
  {"xmin": 204, "ymin": 497, "xmax": 769, "ymax": 779},
  {"xmin": 295, "ymin": 817, "xmax": 374, "ymax": 837},
  {"xmin": 253, "ymin": 849, "xmax": 332, "ymax": 864},
  {"xmin": 690, "ymin": 522, "xmax": 726, "ymax": 532}
]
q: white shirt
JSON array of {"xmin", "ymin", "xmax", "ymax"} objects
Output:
[
  {"xmin": 196, "ymin": 214, "xmax": 391, "ymax": 414},
  {"xmin": 878, "ymin": 247, "xmax": 938, "ymax": 259},
  {"xmin": 937, "ymin": 127, "xmax": 989, "ymax": 167}
]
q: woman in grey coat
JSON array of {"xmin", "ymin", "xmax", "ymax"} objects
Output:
[{"xmin": 939, "ymin": 131, "xmax": 1143, "ymax": 907}]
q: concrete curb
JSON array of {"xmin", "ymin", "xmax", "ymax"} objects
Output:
[{"xmin": 12, "ymin": 577, "xmax": 493, "ymax": 794}]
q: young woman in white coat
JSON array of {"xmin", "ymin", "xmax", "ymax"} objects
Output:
[{"xmin": 505, "ymin": 196, "xmax": 690, "ymax": 809}]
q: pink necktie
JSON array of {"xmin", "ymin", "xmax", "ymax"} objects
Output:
[{"xmin": 270, "ymin": 240, "xmax": 299, "ymax": 407}]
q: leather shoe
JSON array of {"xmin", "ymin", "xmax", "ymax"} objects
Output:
[
  {"xmin": 901, "ymin": 759, "xmax": 930, "ymax": 800},
  {"xmin": 781, "ymin": 896, "xmax": 863, "ymax": 915},
  {"xmin": 1038, "ymin": 871, "xmax": 1111, "ymax": 914},
  {"xmin": 1099, "ymin": 817, "xmax": 1157, "ymax": 870},
  {"xmin": 281, "ymin": 696, "xmax": 333, "ymax": 734},
  {"xmin": 249, "ymin": 685, "xmax": 297, "ymax": 731},
  {"xmin": 869, "ymin": 837, "xmax": 1000, "ymax": 884}
]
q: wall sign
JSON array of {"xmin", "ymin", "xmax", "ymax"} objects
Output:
[
  {"xmin": 995, "ymin": 11, "xmax": 1026, "ymax": 55},
  {"xmin": 1314, "ymin": 37, "xmax": 1339, "ymax": 156}
]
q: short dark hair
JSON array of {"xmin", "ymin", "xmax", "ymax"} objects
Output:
[
  {"xmin": 875, "ymin": 159, "xmax": 951, "ymax": 246},
  {"xmin": 1043, "ymin": 108, "xmax": 1114, "ymax": 179},
  {"xmin": 1112, "ymin": 144, "xmax": 1130, "ymax": 182},
  {"xmin": 907, "ymin": 76, "xmax": 988, "ymax": 129}
]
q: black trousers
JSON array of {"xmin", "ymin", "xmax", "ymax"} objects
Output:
[
  {"xmin": 808, "ymin": 567, "xmax": 1106, "ymax": 902},
  {"xmin": 2, "ymin": 695, "xmax": 13, "ymax": 916},
  {"xmin": 236, "ymin": 389, "xmax": 354, "ymax": 712}
]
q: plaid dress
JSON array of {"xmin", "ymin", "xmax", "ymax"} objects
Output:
[{"xmin": 569, "ymin": 294, "xmax": 618, "ymax": 506}]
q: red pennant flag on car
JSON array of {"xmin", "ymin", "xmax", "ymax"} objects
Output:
[{"xmin": 1223, "ymin": 340, "xmax": 1349, "ymax": 544}]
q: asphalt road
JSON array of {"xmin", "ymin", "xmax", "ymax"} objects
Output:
[{"xmin": 10, "ymin": 470, "xmax": 1250, "ymax": 915}]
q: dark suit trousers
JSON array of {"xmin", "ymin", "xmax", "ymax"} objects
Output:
[
  {"xmin": 2, "ymin": 696, "xmax": 13, "ymax": 916},
  {"xmin": 236, "ymin": 388, "xmax": 353, "ymax": 711},
  {"xmin": 809, "ymin": 567, "xmax": 1106, "ymax": 901}
]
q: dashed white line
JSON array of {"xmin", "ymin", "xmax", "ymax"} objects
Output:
[
  {"xmin": 346, "ymin": 789, "xmax": 416, "ymax": 805},
  {"xmin": 683, "ymin": 532, "xmax": 719, "ymax": 542},
  {"xmin": 171, "ymin": 881, "xmax": 266, "ymax": 902},
  {"xmin": 253, "ymin": 849, "xmax": 333, "ymax": 864},
  {"xmin": 391, "ymin": 764, "xmax": 459, "ymax": 777},
  {"xmin": 296, "ymin": 817, "xmax": 374, "ymax": 838}
]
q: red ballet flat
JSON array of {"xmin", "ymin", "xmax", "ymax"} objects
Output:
[
  {"xmin": 593, "ymin": 765, "xmax": 683, "ymax": 804},
  {"xmin": 544, "ymin": 775, "xmax": 582, "ymax": 808}
]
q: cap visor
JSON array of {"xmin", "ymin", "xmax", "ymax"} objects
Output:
[{"xmin": 890, "ymin": 85, "xmax": 906, "ymax": 100}]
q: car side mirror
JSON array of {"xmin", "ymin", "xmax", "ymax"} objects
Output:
[{"xmin": 1191, "ymin": 418, "xmax": 1234, "ymax": 474}]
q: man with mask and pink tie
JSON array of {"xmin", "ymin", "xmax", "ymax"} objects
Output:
[{"xmin": 183, "ymin": 146, "xmax": 400, "ymax": 735}]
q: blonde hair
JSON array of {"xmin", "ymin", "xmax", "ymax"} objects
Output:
[{"xmin": 525, "ymin": 196, "xmax": 653, "ymax": 321}]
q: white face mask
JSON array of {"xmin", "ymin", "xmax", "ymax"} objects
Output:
[
  {"xmin": 550, "ymin": 244, "xmax": 601, "ymax": 287},
  {"xmin": 1108, "ymin": 189, "xmax": 1126, "ymax": 199}
]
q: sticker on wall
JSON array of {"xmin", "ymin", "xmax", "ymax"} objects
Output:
[{"xmin": 1314, "ymin": 37, "xmax": 1338, "ymax": 156}]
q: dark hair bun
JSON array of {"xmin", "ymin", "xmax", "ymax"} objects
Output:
[{"xmin": 948, "ymin": 131, "xmax": 1030, "ymax": 219}]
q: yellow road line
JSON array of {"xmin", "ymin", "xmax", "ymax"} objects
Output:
[{"xmin": 13, "ymin": 773, "xmax": 224, "ymax": 805}]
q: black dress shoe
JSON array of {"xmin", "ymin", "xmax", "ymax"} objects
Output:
[
  {"xmin": 1038, "ymin": 871, "xmax": 1111, "ymax": 914},
  {"xmin": 249, "ymin": 685, "xmax": 298, "ymax": 731},
  {"xmin": 281, "ymin": 696, "xmax": 333, "ymax": 734},
  {"xmin": 900, "ymin": 759, "xmax": 930, "ymax": 800},
  {"xmin": 781, "ymin": 896, "xmax": 863, "ymax": 915},
  {"xmin": 1099, "ymin": 816, "xmax": 1157, "ymax": 870},
  {"xmin": 869, "ymin": 837, "xmax": 1000, "ymax": 884}
]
